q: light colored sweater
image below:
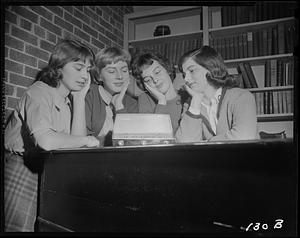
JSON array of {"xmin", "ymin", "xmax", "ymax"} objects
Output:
[{"xmin": 175, "ymin": 87, "xmax": 258, "ymax": 142}]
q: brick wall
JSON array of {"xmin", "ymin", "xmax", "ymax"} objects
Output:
[{"xmin": 4, "ymin": 5, "xmax": 133, "ymax": 123}]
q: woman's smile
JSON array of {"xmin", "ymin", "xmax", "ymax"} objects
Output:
[{"xmin": 114, "ymin": 82, "xmax": 124, "ymax": 87}]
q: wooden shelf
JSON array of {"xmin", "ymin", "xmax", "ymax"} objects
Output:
[
  {"xmin": 129, "ymin": 31, "xmax": 203, "ymax": 44},
  {"xmin": 249, "ymin": 85, "xmax": 294, "ymax": 92},
  {"xmin": 257, "ymin": 113, "xmax": 293, "ymax": 122},
  {"xmin": 224, "ymin": 53, "xmax": 294, "ymax": 65},
  {"xmin": 125, "ymin": 5, "xmax": 296, "ymax": 131},
  {"xmin": 209, "ymin": 17, "xmax": 295, "ymax": 36}
]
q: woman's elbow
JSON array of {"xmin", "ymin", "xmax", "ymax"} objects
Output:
[{"xmin": 36, "ymin": 135, "xmax": 56, "ymax": 151}]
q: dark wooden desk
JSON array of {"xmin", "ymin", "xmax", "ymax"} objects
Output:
[{"xmin": 36, "ymin": 139, "xmax": 297, "ymax": 236}]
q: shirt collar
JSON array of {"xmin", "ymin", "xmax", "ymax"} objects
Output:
[
  {"xmin": 213, "ymin": 87, "xmax": 222, "ymax": 104},
  {"xmin": 39, "ymin": 81, "xmax": 70, "ymax": 109},
  {"xmin": 98, "ymin": 85, "xmax": 113, "ymax": 105}
]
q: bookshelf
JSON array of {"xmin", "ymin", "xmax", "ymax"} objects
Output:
[
  {"xmin": 208, "ymin": 3, "xmax": 297, "ymax": 138},
  {"xmin": 124, "ymin": 3, "xmax": 297, "ymax": 138}
]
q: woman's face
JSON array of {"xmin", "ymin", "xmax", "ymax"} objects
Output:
[
  {"xmin": 60, "ymin": 59, "xmax": 92, "ymax": 92},
  {"xmin": 141, "ymin": 60, "xmax": 172, "ymax": 95},
  {"xmin": 182, "ymin": 57, "xmax": 209, "ymax": 94},
  {"xmin": 100, "ymin": 60, "xmax": 129, "ymax": 95}
]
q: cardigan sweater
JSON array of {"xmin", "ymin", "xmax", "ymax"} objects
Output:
[
  {"xmin": 85, "ymin": 83, "xmax": 138, "ymax": 137},
  {"xmin": 175, "ymin": 87, "xmax": 258, "ymax": 142}
]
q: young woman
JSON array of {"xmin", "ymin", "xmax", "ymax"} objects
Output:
[
  {"xmin": 131, "ymin": 51, "xmax": 186, "ymax": 133},
  {"xmin": 4, "ymin": 39, "xmax": 99, "ymax": 231},
  {"xmin": 85, "ymin": 47, "xmax": 138, "ymax": 146},
  {"xmin": 175, "ymin": 45, "xmax": 258, "ymax": 142}
]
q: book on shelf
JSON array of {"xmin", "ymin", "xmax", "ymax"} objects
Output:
[
  {"xmin": 288, "ymin": 90, "xmax": 293, "ymax": 113},
  {"xmin": 286, "ymin": 24, "xmax": 296, "ymax": 53},
  {"xmin": 282, "ymin": 90, "xmax": 288, "ymax": 114},
  {"xmin": 254, "ymin": 93, "xmax": 260, "ymax": 115},
  {"xmin": 229, "ymin": 36, "xmax": 234, "ymax": 59},
  {"xmin": 209, "ymin": 6, "xmax": 222, "ymax": 28},
  {"xmin": 244, "ymin": 62, "xmax": 258, "ymax": 88},
  {"xmin": 259, "ymin": 92, "xmax": 264, "ymax": 115},
  {"xmin": 238, "ymin": 34, "xmax": 243, "ymax": 58},
  {"xmin": 253, "ymin": 30, "xmax": 259, "ymax": 57},
  {"xmin": 277, "ymin": 90, "xmax": 283, "ymax": 113},
  {"xmin": 277, "ymin": 59, "xmax": 283, "ymax": 86},
  {"xmin": 237, "ymin": 63, "xmax": 252, "ymax": 88},
  {"xmin": 277, "ymin": 22, "xmax": 285, "ymax": 54},
  {"xmin": 234, "ymin": 35, "xmax": 239, "ymax": 59},
  {"xmin": 231, "ymin": 6, "xmax": 237, "ymax": 25},
  {"xmin": 272, "ymin": 26, "xmax": 278, "ymax": 55},
  {"xmin": 258, "ymin": 29, "xmax": 263, "ymax": 56},
  {"xmin": 247, "ymin": 32, "xmax": 253, "ymax": 58},
  {"xmin": 267, "ymin": 27, "xmax": 272, "ymax": 56},
  {"xmin": 289, "ymin": 59, "xmax": 294, "ymax": 85},
  {"xmin": 263, "ymin": 92, "xmax": 268, "ymax": 114},
  {"xmin": 219, "ymin": 3, "xmax": 296, "ymax": 27},
  {"xmin": 242, "ymin": 32, "xmax": 247, "ymax": 58},
  {"xmin": 273, "ymin": 91, "xmax": 278, "ymax": 114},
  {"xmin": 270, "ymin": 59, "xmax": 277, "ymax": 87},
  {"xmin": 284, "ymin": 61, "xmax": 290, "ymax": 86},
  {"xmin": 265, "ymin": 60, "xmax": 270, "ymax": 87},
  {"xmin": 225, "ymin": 37, "xmax": 230, "ymax": 60},
  {"xmin": 269, "ymin": 91, "xmax": 274, "ymax": 114},
  {"xmin": 262, "ymin": 28, "xmax": 268, "ymax": 56}
]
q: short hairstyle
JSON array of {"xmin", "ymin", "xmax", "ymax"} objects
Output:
[
  {"xmin": 178, "ymin": 45, "xmax": 240, "ymax": 88},
  {"xmin": 92, "ymin": 47, "xmax": 131, "ymax": 84},
  {"xmin": 131, "ymin": 50, "xmax": 176, "ymax": 90},
  {"xmin": 36, "ymin": 39, "xmax": 95, "ymax": 87}
]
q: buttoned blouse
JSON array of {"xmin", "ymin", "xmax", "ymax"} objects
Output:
[
  {"xmin": 5, "ymin": 81, "xmax": 71, "ymax": 153},
  {"xmin": 201, "ymin": 87, "xmax": 222, "ymax": 134}
]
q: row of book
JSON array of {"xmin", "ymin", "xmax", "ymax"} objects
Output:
[
  {"xmin": 236, "ymin": 62, "xmax": 258, "ymax": 88},
  {"xmin": 265, "ymin": 59, "xmax": 294, "ymax": 87},
  {"xmin": 235, "ymin": 59, "xmax": 294, "ymax": 89},
  {"xmin": 253, "ymin": 90, "xmax": 293, "ymax": 115},
  {"xmin": 129, "ymin": 38, "xmax": 202, "ymax": 65},
  {"xmin": 221, "ymin": 3, "xmax": 297, "ymax": 27},
  {"xmin": 210, "ymin": 23, "xmax": 297, "ymax": 60}
]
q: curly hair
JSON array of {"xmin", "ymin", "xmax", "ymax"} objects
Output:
[
  {"xmin": 92, "ymin": 47, "xmax": 131, "ymax": 84},
  {"xmin": 131, "ymin": 50, "xmax": 176, "ymax": 90},
  {"xmin": 35, "ymin": 39, "xmax": 95, "ymax": 87},
  {"xmin": 178, "ymin": 45, "xmax": 240, "ymax": 89}
]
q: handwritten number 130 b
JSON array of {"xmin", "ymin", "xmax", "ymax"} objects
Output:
[{"xmin": 245, "ymin": 219, "xmax": 284, "ymax": 231}]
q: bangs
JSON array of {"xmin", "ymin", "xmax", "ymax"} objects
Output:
[
  {"xmin": 103, "ymin": 54, "xmax": 130, "ymax": 66},
  {"xmin": 49, "ymin": 39, "xmax": 95, "ymax": 68},
  {"xmin": 95, "ymin": 47, "xmax": 131, "ymax": 70},
  {"xmin": 138, "ymin": 55, "xmax": 153, "ymax": 68},
  {"xmin": 72, "ymin": 53, "xmax": 94, "ymax": 65},
  {"xmin": 70, "ymin": 46, "xmax": 94, "ymax": 65}
]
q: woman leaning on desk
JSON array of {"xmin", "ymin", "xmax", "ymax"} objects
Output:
[
  {"xmin": 131, "ymin": 50, "xmax": 187, "ymax": 133},
  {"xmin": 175, "ymin": 45, "xmax": 258, "ymax": 142},
  {"xmin": 85, "ymin": 47, "xmax": 138, "ymax": 146},
  {"xmin": 4, "ymin": 39, "xmax": 99, "ymax": 232}
]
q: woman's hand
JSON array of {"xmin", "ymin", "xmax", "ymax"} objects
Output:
[
  {"xmin": 111, "ymin": 79, "xmax": 130, "ymax": 111},
  {"xmin": 184, "ymin": 84, "xmax": 204, "ymax": 115},
  {"xmin": 84, "ymin": 136, "xmax": 100, "ymax": 147},
  {"xmin": 145, "ymin": 83, "xmax": 166, "ymax": 105},
  {"xmin": 72, "ymin": 74, "xmax": 91, "ymax": 101}
]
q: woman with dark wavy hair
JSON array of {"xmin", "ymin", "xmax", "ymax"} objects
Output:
[
  {"xmin": 4, "ymin": 39, "xmax": 99, "ymax": 231},
  {"xmin": 175, "ymin": 45, "xmax": 257, "ymax": 142},
  {"xmin": 131, "ymin": 50, "xmax": 185, "ymax": 133}
]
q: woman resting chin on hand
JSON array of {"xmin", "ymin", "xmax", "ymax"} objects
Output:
[
  {"xmin": 4, "ymin": 39, "xmax": 99, "ymax": 232},
  {"xmin": 175, "ymin": 46, "xmax": 258, "ymax": 142}
]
